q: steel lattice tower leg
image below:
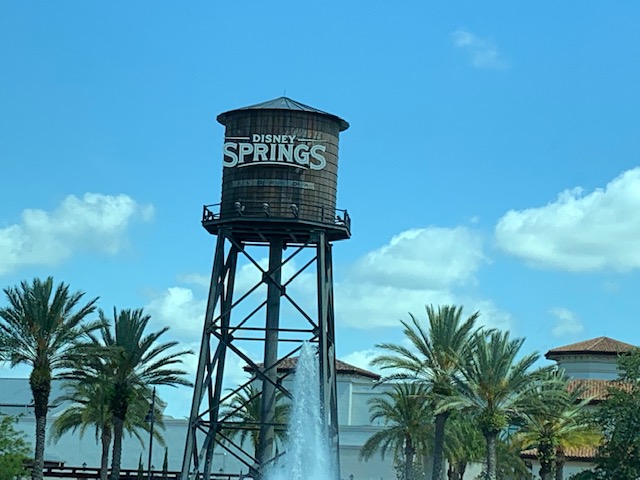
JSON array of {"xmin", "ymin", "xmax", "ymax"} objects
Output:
[
  {"xmin": 316, "ymin": 231, "xmax": 340, "ymax": 472},
  {"xmin": 181, "ymin": 230, "xmax": 340, "ymax": 480},
  {"xmin": 181, "ymin": 229, "xmax": 238, "ymax": 479}
]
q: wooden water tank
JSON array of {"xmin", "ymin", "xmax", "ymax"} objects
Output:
[{"xmin": 213, "ymin": 97, "xmax": 349, "ymax": 238}]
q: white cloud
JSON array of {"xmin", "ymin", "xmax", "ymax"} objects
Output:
[
  {"xmin": 335, "ymin": 282, "xmax": 510, "ymax": 331},
  {"xmin": 550, "ymin": 308, "xmax": 584, "ymax": 337},
  {"xmin": 336, "ymin": 282, "xmax": 457, "ymax": 329},
  {"xmin": 495, "ymin": 167, "xmax": 640, "ymax": 271},
  {"xmin": 468, "ymin": 298, "xmax": 513, "ymax": 333},
  {"xmin": 146, "ymin": 287, "xmax": 206, "ymax": 340},
  {"xmin": 340, "ymin": 349, "xmax": 384, "ymax": 376},
  {"xmin": 336, "ymin": 226, "xmax": 507, "ymax": 330},
  {"xmin": 351, "ymin": 227, "xmax": 485, "ymax": 290},
  {"xmin": 452, "ymin": 29, "xmax": 507, "ymax": 69},
  {"xmin": 0, "ymin": 193, "xmax": 153, "ymax": 275}
]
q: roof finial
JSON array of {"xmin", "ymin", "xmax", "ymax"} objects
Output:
[{"xmin": 283, "ymin": 89, "xmax": 286, "ymax": 97}]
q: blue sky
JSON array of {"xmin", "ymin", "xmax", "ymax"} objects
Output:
[{"xmin": 2, "ymin": 2, "xmax": 640, "ymax": 417}]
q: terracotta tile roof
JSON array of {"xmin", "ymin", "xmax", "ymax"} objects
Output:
[
  {"xmin": 546, "ymin": 337, "xmax": 636, "ymax": 359},
  {"xmin": 566, "ymin": 379, "xmax": 622, "ymax": 402},
  {"xmin": 338, "ymin": 359, "xmax": 377, "ymax": 378},
  {"xmin": 245, "ymin": 357, "xmax": 380, "ymax": 380},
  {"xmin": 522, "ymin": 446, "xmax": 598, "ymax": 461},
  {"xmin": 564, "ymin": 446, "xmax": 599, "ymax": 460}
]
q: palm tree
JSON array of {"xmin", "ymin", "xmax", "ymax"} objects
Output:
[
  {"xmin": 515, "ymin": 377, "xmax": 599, "ymax": 480},
  {"xmin": 360, "ymin": 382, "xmax": 433, "ymax": 480},
  {"xmin": 220, "ymin": 384, "xmax": 290, "ymax": 456},
  {"xmin": 446, "ymin": 330, "xmax": 551, "ymax": 480},
  {"xmin": 161, "ymin": 448, "xmax": 169, "ymax": 480},
  {"xmin": 555, "ymin": 426, "xmax": 600, "ymax": 480},
  {"xmin": 49, "ymin": 377, "xmax": 167, "ymax": 480},
  {"xmin": 0, "ymin": 277, "xmax": 99, "ymax": 480},
  {"xmin": 64, "ymin": 307, "xmax": 192, "ymax": 480},
  {"xmin": 50, "ymin": 378, "xmax": 112, "ymax": 480},
  {"xmin": 493, "ymin": 437, "xmax": 535, "ymax": 480},
  {"xmin": 136, "ymin": 454, "xmax": 144, "ymax": 480},
  {"xmin": 371, "ymin": 304, "xmax": 479, "ymax": 480},
  {"xmin": 444, "ymin": 411, "xmax": 485, "ymax": 480}
]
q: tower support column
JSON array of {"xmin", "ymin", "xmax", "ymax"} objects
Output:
[
  {"xmin": 181, "ymin": 231, "xmax": 239, "ymax": 480},
  {"xmin": 317, "ymin": 231, "xmax": 340, "ymax": 473},
  {"xmin": 256, "ymin": 238, "xmax": 284, "ymax": 476}
]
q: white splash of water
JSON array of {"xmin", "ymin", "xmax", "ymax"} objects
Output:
[{"xmin": 265, "ymin": 342, "xmax": 337, "ymax": 480}]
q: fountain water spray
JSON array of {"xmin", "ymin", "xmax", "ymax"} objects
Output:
[{"xmin": 265, "ymin": 342, "xmax": 337, "ymax": 480}]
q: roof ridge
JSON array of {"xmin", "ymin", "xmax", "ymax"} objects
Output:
[
  {"xmin": 246, "ymin": 356, "xmax": 380, "ymax": 380},
  {"xmin": 546, "ymin": 336, "xmax": 635, "ymax": 357}
]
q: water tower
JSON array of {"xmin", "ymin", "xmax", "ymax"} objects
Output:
[{"xmin": 181, "ymin": 97, "xmax": 350, "ymax": 479}]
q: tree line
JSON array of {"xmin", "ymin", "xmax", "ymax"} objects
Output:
[
  {"xmin": 6, "ymin": 279, "xmax": 637, "ymax": 480},
  {"xmin": 358, "ymin": 305, "xmax": 640, "ymax": 480},
  {"xmin": 0, "ymin": 277, "xmax": 192, "ymax": 480}
]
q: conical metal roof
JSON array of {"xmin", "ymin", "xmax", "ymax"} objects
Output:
[{"xmin": 217, "ymin": 96, "xmax": 349, "ymax": 131}]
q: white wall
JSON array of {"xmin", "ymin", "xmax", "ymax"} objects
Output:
[
  {"xmin": 554, "ymin": 355, "xmax": 619, "ymax": 380},
  {"xmin": 526, "ymin": 458, "xmax": 593, "ymax": 479},
  {"xmin": 5, "ymin": 374, "xmax": 405, "ymax": 478},
  {"xmin": 13, "ymin": 416, "xmax": 188, "ymax": 471}
]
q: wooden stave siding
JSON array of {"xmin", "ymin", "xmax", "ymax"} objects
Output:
[{"xmin": 219, "ymin": 110, "xmax": 341, "ymax": 225}]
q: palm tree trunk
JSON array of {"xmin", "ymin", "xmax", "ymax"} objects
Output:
[
  {"xmin": 539, "ymin": 444, "xmax": 554, "ymax": 480},
  {"xmin": 448, "ymin": 461, "xmax": 466, "ymax": 480},
  {"xmin": 109, "ymin": 415, "xmax": 125, "ymax": 480},
  {"xmin": 459, "ymin": 461, "xmax": 467, "ymax": 479},
  {"xmin": 539, "ymin": 461, "xmax": 553, "ymax": 480},
  {"xmin": 485, "ymin": 432, "xmax": 497, "ymax": 480},
  {"xmin": 33, "ymin": 410, "xmax": 47, "ymax": 480},
  {"xmin": 432, "ymin": 411, "xmax": 450, "ymax": 480},
  {"xmin": 30, "ymin": 369, "xmax": 51, "ymax": 480},
  {"xmin": 100, "ymin": 426, "xmax": 112, "ymax": 480},
  {"xmin": 555, "ymin": 449, "xmax": 565, "ymax": 480},
  {"xmin": 405, "ymin": 434, "xmax": 415, "ymax": 480}
]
